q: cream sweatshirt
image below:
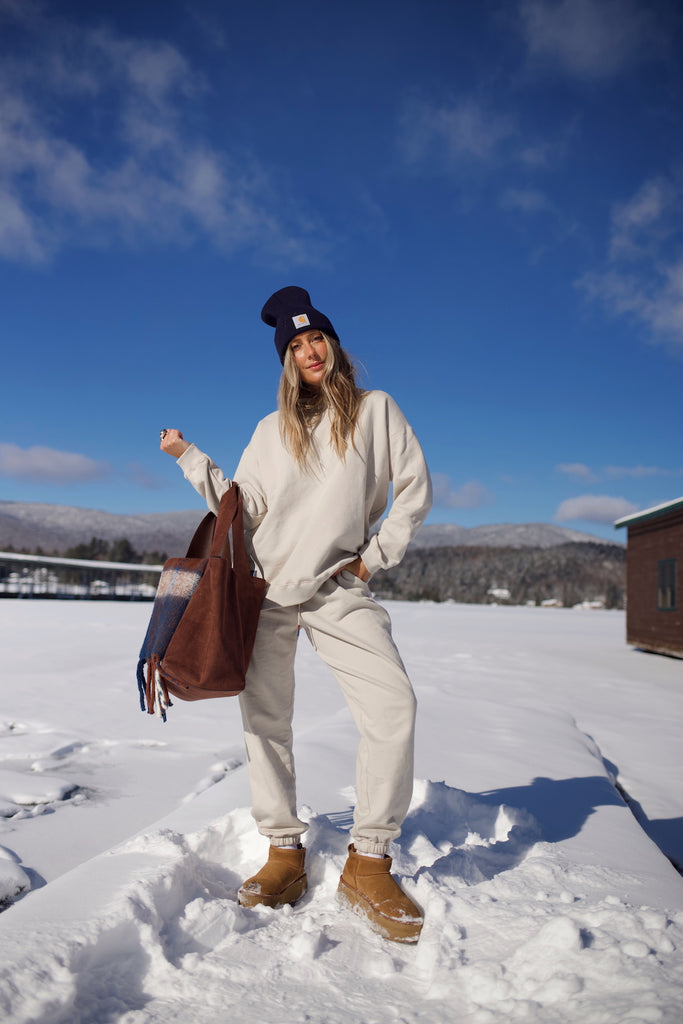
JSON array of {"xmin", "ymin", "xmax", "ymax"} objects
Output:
[{"xmin": 177, "ymin": 390, "xmax": 432, "ymax": 607}]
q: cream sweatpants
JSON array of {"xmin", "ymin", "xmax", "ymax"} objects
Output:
[{"xmin": 238, "ymin": 570, "xmax": 417, "ymax": 857}]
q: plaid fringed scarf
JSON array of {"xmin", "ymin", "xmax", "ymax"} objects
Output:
[{"xmin": 137, "ymin": 558, "xmax": 208, "ymax": 721}]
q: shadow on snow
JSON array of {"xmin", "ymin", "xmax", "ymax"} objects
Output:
[{"xmin": 396, "ymin": 775, "xmax": 625, "ymax": 886}]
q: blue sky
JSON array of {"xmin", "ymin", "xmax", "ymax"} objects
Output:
[{"xmin": 1, "ymin": 0, "xmax": 682, "ymax": 542}]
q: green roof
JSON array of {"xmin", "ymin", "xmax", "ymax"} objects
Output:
[{"xmin": 615, "ymin": 496, "xmax": 683, "ymax": 529}]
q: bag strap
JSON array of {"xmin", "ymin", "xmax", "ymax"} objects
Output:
[
  {"xmin": 231, "ymin": 486, "xmax": 252, "ymax": 577},
  {"xmin": 210, "ymin": 484, "xmax": 252, "ymax": 576},
  {"xmin": 185, "ymin": 510, "xmax": 217, "ymax": 559}
]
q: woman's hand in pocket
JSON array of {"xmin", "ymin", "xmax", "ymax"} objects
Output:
[{"xmin": 334, "ymin": 556, "xmax": 370, "ymax": 582}]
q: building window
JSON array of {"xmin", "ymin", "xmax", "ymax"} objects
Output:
[{"xmin": 657, "ymin": 559, "xmax": 677, "ymax": 611}]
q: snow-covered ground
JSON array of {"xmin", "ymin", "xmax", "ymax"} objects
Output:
[{"xmin": 0, "ymin": 599, "xmax": 682, "ymax": 1023}]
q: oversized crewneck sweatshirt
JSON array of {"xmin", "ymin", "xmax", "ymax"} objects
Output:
[{"xmin": 176, "ymin": 389, "xmax": 432, "ymax": 607}]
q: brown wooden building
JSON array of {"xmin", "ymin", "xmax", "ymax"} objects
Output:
[{"xmin": 615, "ymin": 497, "xmax": 683, "ymax": 659}]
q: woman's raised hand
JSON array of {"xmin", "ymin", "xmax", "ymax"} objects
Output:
[{"xmin": 160, "ymin": 429, "xmax": 191, "ymax": 458}]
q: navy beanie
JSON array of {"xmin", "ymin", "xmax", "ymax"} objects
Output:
[{"xmin": 261, "ymin": 286, "xmax": 337, "ymax": 364}]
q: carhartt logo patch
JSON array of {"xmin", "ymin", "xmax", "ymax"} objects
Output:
[{"xmin": 292, "ymin": 313, "xmax": 310, "ymax": 328}]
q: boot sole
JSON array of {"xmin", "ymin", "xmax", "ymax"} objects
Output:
[
  {"xmin": 337, "ymin": 878, "xmax": 423, "ymax": 944},
  {"xmin": 238, "ymin": 873, "xmax": 307, "ymax": 908}
]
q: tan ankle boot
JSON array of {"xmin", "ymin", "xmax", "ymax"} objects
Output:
[
  {"xmin": 337, "ymin": 844, "xmax": 423, "ymax": 943},
  {"xmin": 238, "ymin": 845, "xmax": 307, "ymax": 908}
]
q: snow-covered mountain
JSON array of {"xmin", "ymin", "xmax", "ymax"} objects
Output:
[
  {"xmin": 0, "ymin": 500, "xmax": 620, "ymax": 555},
  {"xmin": 0, "ymin": 501, "xmax": 204, "ymax": 555},
  {"xmin": 408, "ymin": 522, "xmax": 618, "ymax": 549}
]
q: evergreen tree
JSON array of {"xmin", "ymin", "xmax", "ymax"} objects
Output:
[{"xmin": 109, "ymin": 538, "xmax": 138, "ymax": 563}]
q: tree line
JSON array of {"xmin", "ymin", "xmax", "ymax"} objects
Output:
[
  {"xmin": 62, "ymin": 537, "xmax": 167, "ymax": 565},
  {"xmin": 372, "ymin": 542, "xmax": 625, "ymax": 608},
  {"xmin": 5, "ymin": 537, "xmax": 167, "ymax": 565},
  {"xmin": 6, "ymin": 537, "xmax": 625, "ymax": 608}
]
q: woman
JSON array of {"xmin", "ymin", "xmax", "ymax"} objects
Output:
[{"xmin": 161, "ymin": 286, "xmax": 432, "ymax": 943}]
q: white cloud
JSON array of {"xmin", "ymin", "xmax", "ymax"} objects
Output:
[
  {"xmin": 0, "ymin": 443, "xmax": 111, "ymax": 484},
  {"xmin": 500, "ymin": 187, "xmax": 552, "ymax": 214},
  {"xmin": 0, "ymin": 0, "xmax": 41, "ymax": 20},
  {"xmin": 557, "ymin": 464, "xmax": 679, "ymax": 487},
  {"xmin": 579, "ymin": 174, "xmax": 683, "ymax": 347},
  {"xmin": 555, "ymin": 493, "xmax": 639, "ymax": 523},
  {"xmin": 128, "ymin": 462, "xmax": 168, "ymax": 490},
  {"xmin": 609, "ymin": 177, "xmax": 677, "ymax": 260},
  {"xmin": 432, "ymin": 474, "xmax": 493, "ymax": 509},
  {"xmin": 398, "ymin": 97, "xmax": 516, "ymax": 168},
  {"xmin": 0, "ymin": 189, "xmax": 48, "ymax": 262},
  {"xmin": 397, "ymin": 93, "xmax": 574, "ymax": 233},
  {"xmin": 556, "ymin": 462, "xmax": 597, "ymax": 481},
  {"xmin": 519, "ymin": 0, "xmax": 663, "ymax": 79},
  {"xmin": 557, "ymin": 463, "xmax": 679, "ymax": 485},
  {"xmin": 604, "ymin": 465, "xmax": 672, "ymax": 479},
  {"xmin": 581, "ymin": 259, "xmax": 683, "ymax": 346},
  {"xmin": 0, "ymin": 9, "xmax": 324, "ymax": 265},
  {"xmin": 518, "ymin": 140, "xmax": 563, "ymax": 169}
]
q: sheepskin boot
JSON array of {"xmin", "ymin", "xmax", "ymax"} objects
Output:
[
  {"xmin": 337, "ymin": 844, "xmax": 423, "ymax": 943},
  {"xmin": 238, "ymin": 845, "xmax": 307, "ymax": 908}
]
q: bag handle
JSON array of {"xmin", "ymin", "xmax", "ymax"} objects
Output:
[
  {"xmin": 185, "ymin": 510, "xmax": 217, "ymax": 559},
  {"xmin": 210, "ymin": 484, "xmax": 252, "ymax": 576}
]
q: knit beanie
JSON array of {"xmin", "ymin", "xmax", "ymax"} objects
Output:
[{"xmin": 261, "ymin": 286, "xmax": 338, "ymax": 364}]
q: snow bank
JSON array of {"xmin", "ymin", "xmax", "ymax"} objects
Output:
[
  {"xmin": 0, "ymin": 600, "xmax": 682, "ymax": 1023},
  {"xmin": 1, "ymin": 773, "xmax": 681, "ymax": 1023}
]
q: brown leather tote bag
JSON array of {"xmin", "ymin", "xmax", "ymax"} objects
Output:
[{"xmin": 137, "ymin": 484, "xmax": 267, "ymax": 720}]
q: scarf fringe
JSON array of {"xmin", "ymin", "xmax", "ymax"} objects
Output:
[{"xmin": 136, "ymin": 654, "xmax": 172, "ymax": 723}]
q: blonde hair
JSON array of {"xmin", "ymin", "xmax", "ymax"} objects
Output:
[{"xmin": 277, "ymin": 332, "xmax": 364, "ymax": 469}]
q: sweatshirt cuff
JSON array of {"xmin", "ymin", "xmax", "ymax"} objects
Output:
[
  {"xmin": 176, "ymin": 443, "xmax": 203, "ymax": 474},
  {"xmin": 359, "ymin": 536, "xmax": 383, "ymax": 578}
]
